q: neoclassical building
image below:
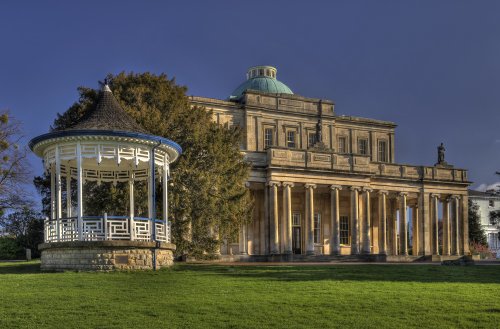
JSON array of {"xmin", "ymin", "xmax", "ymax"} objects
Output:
[{"xmin": 190, "ymin": 65, "xmax": 470, "ymax": 260}]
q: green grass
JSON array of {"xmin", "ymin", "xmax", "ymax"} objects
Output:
[{"xmin": 0, "ymin": 261, "xmax": 499, "ymax": 329}]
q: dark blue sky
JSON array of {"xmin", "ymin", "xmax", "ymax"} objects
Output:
[{"xmin": 1, "ymin": 0, "xmax": 499, "ymax": 197}]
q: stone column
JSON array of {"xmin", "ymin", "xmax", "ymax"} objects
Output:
[
  {"xmin": 362, "ymin": 188, "xmax": 373, "ymax": 254},
  {"xmin": 264, "ymin": 186, "xmax": 269, "ymax": 255},
  {"xmin": 411, "ymin": 204, "xmax": 419, "ymax": 256},
  {"xmin": 442, "ymin": 197, "xmax": 451, "ymax": 256},
  {"xmin": 268, "ymin": 181, "xmax": 280, "ymax": 255},
  {"xmin": 330, "ymin": 185, "xmax": 342, "ymax": 255},
  {"xmin": 399, "ymin": 192, "xmax": 408, "ymax": 256},
  {"xmin": 391, "ymin": 197, "xmax": 398, "ymax": 255},
  {"xmin": 431, "ymin": 194, "xmax": 440, "ymax": 255},
  {"xmin": 461, "ymin": 194, "xmax": 469, "ymax": 254},
  {"xmin": 453, "ymin": 195, "xmax": 460, "ymax": 256},
  {"xmin": 305, "ymin": 184, "xmax": 317, "ymax": 255},
  {"xmin": 350, "ymin": 187, "xmax": 361, "ymax": 255},
  {"xmin": 378, "ymin": 191, "xmax": 388, "ymax": 255},
  {"xmin": 282, "ymin": 182, "xmax": 294, "ymax": 254},
  {"xmin": 239, "ymin": 224, "xmax": 248, "ymax": 255},
  {"xmin": 419, "ymin": 192, "xmax": 431, "ymax": 255},
  {"xmin": 259, "ymin": 189, "xmax": 266, "ymax": 255}
]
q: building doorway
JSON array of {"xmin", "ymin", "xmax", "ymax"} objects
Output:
[{"xmin": 292, "ymin": 213, "xmax": 301, "ymax": 254}]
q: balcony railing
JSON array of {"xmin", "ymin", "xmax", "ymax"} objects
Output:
[
  {"xmin": 44, "ymin": 215, "xmax": 170, "ymax": 243},
  {"xmin": 260, "ymin": 147, "xmax": 468, "ymax": 183}
]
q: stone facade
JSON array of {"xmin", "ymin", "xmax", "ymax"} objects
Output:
[
  {"xmin": 190, "ymin": 67, "xmax": 471, "ymax": 260},
  {"xmin": 39, "ymin": 241, "xmax": 175, "ymax": 271}
]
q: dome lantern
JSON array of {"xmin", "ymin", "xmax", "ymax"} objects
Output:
[{"xmin": 230, "ymin": 65, "xmax": 293, "ymax": 100}]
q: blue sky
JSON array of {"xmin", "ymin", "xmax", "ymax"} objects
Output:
[{"xmin": 1, "ymin": 0, "xmax": 500, "ymax": 201}]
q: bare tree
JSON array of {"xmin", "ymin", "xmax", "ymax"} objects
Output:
[{"xmin": 0, "ymin": 111, "xmax": 31, "ymax": 216}]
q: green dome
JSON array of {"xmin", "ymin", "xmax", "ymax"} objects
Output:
[{"xmin": 229, "ymin": 66, "xmax": 293, "ymax": 100}]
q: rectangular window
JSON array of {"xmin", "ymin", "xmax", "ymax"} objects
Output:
[
  {"xmin": 264, "ymin": 128, "xmax": 274, "ymax": 148},
  {"xmin": 292, "ymin": 213, "xmax": 301, "ymax": 226},
  {"xmin": 287, "ymin": 130, "xmax": 296, "ymax": 148},
  {"xmin": 308, "ymin": 132, "xmax": 317, "ymax": 148},
  {"xmin": 314, "ymin": 213, "xmax": 321, "ymax": 244},
  {"xmin": 340, "ymin": 216, "xmax": 350, "ymax": 245},
  {"xmin": 358, "ymin": 138, "xmax": 368, "ymax": 155},
  {"xmin": 378, "ymin": 140, "xmax": 388, "ymax": 162},
  {"xmin": 338, "ymin": 136, "xmax": 347, "ymax": 153}
]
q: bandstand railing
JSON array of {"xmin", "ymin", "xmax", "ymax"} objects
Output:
[{"xmin": 44, "ymin": 215, "xmax": 171, "ymax": 243}]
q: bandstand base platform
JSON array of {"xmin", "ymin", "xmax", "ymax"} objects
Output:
[{"xmin": 39, "ymin": 241, "xmax": 176, "ymax": 271}]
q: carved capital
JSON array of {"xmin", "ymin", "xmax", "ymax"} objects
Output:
[
  {"xmin": 450, "ymin": 195, "xmax": 461, "ymax": 201},
  {"xmin": 430, "ymin": 193, "xmax": 440, "ymax": 199},
  {"xmin": 398, "ymin": 192, "xmax": 408, "ymax": 197},
  {"xmin": 282, "ymin": 182, "xmax": 295, "ymax": 188},
  {"xmin": 330, "ymin": 185, "xmax": 342, "ymax": 191},
  {"xmin": 350, "ymin": 186, "xmax": 361, "ymax": 191},
  {"xmin": 363, "ymin": 187, "xmax": 373, "ymax": 193},
  {"xmin": 304, "ymin": 183, "xmax": 317, "ymax": 189},
  {"xmin": 267, "ymin": 181, "xmax": 280, "ymax": 187},
  {"xmin": 378, "ymin": 190, "xmax": 389, "ymax": 195}
]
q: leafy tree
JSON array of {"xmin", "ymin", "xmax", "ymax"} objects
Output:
[
  {"xmin": 34, "ymin": 72, "xmax": 252, "ymax": 257},
  {"xmin": 468, "ymin": 199, "xmax": 487, "ymax": 246},
  {"xmin": 0, "ymin": 111, "xmax": 31, "ymax": 215},
  {"xmin": 0, "ymin": 207, "xmax": 44, "ymax": 258}
]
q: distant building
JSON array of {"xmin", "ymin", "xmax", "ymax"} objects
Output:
[{"xmin": 468, "ymin": 190, "xmax": 500, "ymax": 254}]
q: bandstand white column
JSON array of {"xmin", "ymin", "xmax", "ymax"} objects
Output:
[
  {"xmin": 66, "ymin": 175, "xmax": 72, "ymax": 218},
  {"xmin": 399, "ymin": 192, "xmax": 408, "ymax": 256},
  {"xmin": 282, "ymin": 182, "xmax": 294, "ymax": 254},
  {"xmin": 50, "ymin": 165, "xmax": 55, "ymax": 221},
  {"xmin": 76, "ymin": 142, "xmax": 83, "ymax": 241},
  {"xmin": 378, "ymin": 191, "xmax": 388, "ymax": 255},
  {"xmin": 305, "ymin": 183, "xmax": 316, "ymax": 255},
  {"xmin": 148, "ymin": 150, "xmax": 154, "ymax": 240},
  {"xmin": 268, "ymin": 181, "xmax": 280, "ymax": 255},
  {"xmin": 163, "ymin": 154, "xmax": 169, "ymax": 242},
  {"xmin": 350, "ymin": 186, "xmax": 360, "ymax": 255},
  {"xmin": 55, "ymin": 146, "xmax": 62, "ymax": 241},
  {"xmin": 330, "ymin": 185, "xmax": 342, "ymax": 255},
  {"xmin": 129, "ymin": 175, "xmax": 135, "ymax": 241},
  {"xmin": 362, "ymin": 188, "xmax": 372, "ymax": 254}
]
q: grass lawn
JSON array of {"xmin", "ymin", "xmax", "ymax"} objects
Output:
[{"xmin": 0, "ymin": 261, "xmax": 499, "ymax": 329}]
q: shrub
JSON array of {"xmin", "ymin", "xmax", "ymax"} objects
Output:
[{"xmin": 0, "ymin": 236, "xmax": 25, "ymax": 260}]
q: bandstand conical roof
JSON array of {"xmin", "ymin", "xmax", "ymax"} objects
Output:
[
  {"xmin": 29, "ymin": 82, "xmax": 182, "ymax": 161},
  {"xmin": 65, "ymin": 84, "xmax": 148, "ymax": 134}
]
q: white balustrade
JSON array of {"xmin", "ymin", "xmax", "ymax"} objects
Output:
[{"xmin": 44, "ymin": 216, "xmax": 170, "ymax": 243}]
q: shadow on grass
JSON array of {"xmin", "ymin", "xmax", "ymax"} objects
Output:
[
  {"xmin": 173, "ymin": 264, "xmax": 500, "ymax": 284},
  {"xmin": 0, "ymin": 261, "xmax": 41, "ymax": 274}
]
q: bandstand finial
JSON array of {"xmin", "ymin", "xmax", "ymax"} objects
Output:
[{"xmin": 99, "ymin": 77, "xmax": 112, "ymax": 92}]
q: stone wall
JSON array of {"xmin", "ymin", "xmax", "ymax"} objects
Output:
[{"xmin": 39, "ymin": 241, "xmax": 175, "ymax": 271}]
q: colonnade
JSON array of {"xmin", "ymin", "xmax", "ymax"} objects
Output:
[{"xmin": 240, "ymin": 182, "xmax": 467, "ymax": 257}]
